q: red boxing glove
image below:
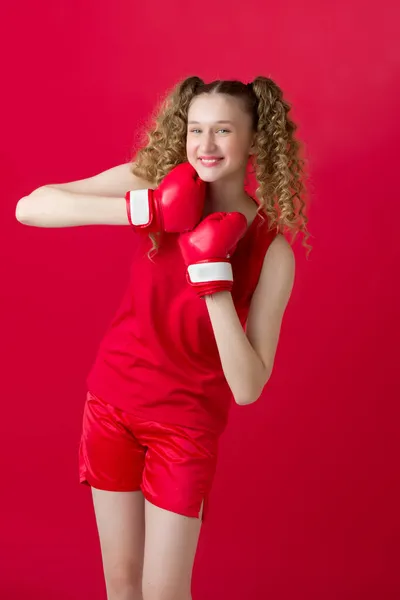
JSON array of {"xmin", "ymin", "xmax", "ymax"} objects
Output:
[
  {"xmin": 125, "ymin": 163, "xmax": 205, "ymax": 234},
  {"xmin": 178, "ymin": 212, "xmax": 248, "ymax": 297}
]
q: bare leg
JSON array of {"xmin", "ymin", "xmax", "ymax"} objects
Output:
[
  {"xmin": 142, "ymin": 500, "xmax": 203, "ymax": 600},
  {"xmin": 92, "ymin": 488, "xmax": 145, "ymax": 600}
]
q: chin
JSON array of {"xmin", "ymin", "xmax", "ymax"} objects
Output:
[
  {"xmin": 196, "ymin": 170, "xmax": 224, "ymax": 183},
  {"xmin": 195, "ymin": 164, "xmax": 231, "ymax": 183}
]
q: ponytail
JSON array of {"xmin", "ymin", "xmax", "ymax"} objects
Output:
[
  {"xmin": 132, "ymin": 76, "xmax": 204, "ymax": 186},
  {"xmin": 249, "ymin": 76, "xmax": 310, "ymax": 251}
]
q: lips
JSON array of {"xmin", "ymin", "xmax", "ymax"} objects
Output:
[{"xmin": 198, "ymin": 157, "xmax": 223, "ymax": 167}]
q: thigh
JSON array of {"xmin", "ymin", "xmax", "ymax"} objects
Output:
[
  {"xmin": 79, "ymin": 391, "xmax": 145, "ymax": 491},
  {"xmin": 138, "ymin": 420, "xmax": 219, "ymax": 519},
  {"xmin": 92, "ymin": 488, "xmax": 145, "ymax": 597},
  {"xmin": 142, "ymin": 499, "xmax": 201, "ymax": 600}
]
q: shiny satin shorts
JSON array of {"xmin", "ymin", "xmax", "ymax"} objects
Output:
[{"xmin": 79, "ymin": 391, "xmax": 219, "ymax": 519}]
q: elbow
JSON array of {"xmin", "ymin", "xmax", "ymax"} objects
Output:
[
  {"xmin": 234, "ymin": 392, "xmax": 259, "ymax": 407},
  {"xmin": 233, "ymin": 370, "xmax": 271, "ymax": 407},
  {"xmin": 15, "ymin": 187, "xmax": 49, "ymax": 226},
  {"xmin": 15, "ymin": 196, "xmax": 31, "ymax": 225},
  {"xmin": 233, "ymin": 381, "xmax": 267, "ymax": 406}
]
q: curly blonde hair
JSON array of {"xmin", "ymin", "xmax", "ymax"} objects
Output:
[{"xmin": 131, "ymin": 76, "xmax": 312, "ymax": 256}]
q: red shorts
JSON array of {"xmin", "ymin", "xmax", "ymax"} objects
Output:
[{"xmin": 79, "ymin": 391, "xmax": 219, "ymax": 519}]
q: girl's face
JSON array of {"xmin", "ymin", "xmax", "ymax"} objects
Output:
[{"xmin": 186, "ymin": 93, "xmax": 255, "ymax": 183}]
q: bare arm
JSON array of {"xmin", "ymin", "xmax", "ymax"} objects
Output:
[
  {"xmin": 205, "ymin": 234, "xmax": 295, "ymax": 405},
  {"xmin": 15, "ymin": 162, "xmax": 153, "ymax": 228}
]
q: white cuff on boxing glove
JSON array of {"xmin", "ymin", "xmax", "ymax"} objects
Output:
[
  {"xmin": 125, "ymin": 189, "xmax": 151, "ymax": 227},
  {"xmin": 187, "ymin": 261, "xmax": 233, "ymax": 284}
]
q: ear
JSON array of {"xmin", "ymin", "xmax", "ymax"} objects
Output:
[{"xmin": 248, "ymin": 132, "xmax": 257, "ymax": 156}]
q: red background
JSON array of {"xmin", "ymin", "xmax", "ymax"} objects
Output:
[{"xmin": 1, "ymin": 1, "xmax": 399, "ymax": 598}]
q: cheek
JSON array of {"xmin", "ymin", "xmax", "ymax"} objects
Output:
[
  {"xmin": 225, "ymin": 139, "xmax": 248, "ymax": 162},
  {"xmin": 186, "ymin": 138, "xmax": 196, "ymax": 159}
]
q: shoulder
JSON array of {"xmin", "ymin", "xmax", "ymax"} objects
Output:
[
  {"xmin": 264, "ymin": 233, "xmax": 295, "ymax": 267},
  {"xmin": 246, "ymin": 233, "xmax": 296, "ymax": 372},
  {"xmin": 253, "ymin": 233, "xmax": 296, "ymax": 308}
]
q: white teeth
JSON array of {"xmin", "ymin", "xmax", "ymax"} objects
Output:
[{"xmin": 200, "ymin": 159, "xmax": 221, "ymax": 164}]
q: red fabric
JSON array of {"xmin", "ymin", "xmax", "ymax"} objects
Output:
[
  {"xmin": 86, "ymin": 211, "xmax": 277, "ymax": 435},
  {"xmin": 79, "ymin": 391, "xmax": 218, "ymax": 518}
]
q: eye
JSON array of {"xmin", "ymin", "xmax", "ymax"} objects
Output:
[
  {"xmin": 189, "ymin": 128, "xmax": 201, "ymax": 134},
  {"xmin": 217, "ymin": 129, "xmax": 230, "ymax": 134}
]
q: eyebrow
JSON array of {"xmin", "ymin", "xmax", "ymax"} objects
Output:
[{"xmin": 188, "ymin": 120, "xmax": 234, "ymax": 125}]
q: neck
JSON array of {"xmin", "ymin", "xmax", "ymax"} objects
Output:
[
  {"xmin": 206, "ymin": 174, "xmax": 247, "ymax": 212},
  {"xmin": 204, "ymin": 175, "xmax": 258, "ymax": 223}
]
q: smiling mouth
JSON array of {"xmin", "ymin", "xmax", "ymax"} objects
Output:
[{"xmin": 198, "ymin": 158, "xmax": 224, "ymax": 166}]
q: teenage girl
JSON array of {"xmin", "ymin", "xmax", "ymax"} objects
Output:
[{"xmin": 16, "ymin": 76, "xmax": 310, "ymax": 600}]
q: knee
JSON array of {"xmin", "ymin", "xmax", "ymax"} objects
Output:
[
  {"xmin": 105, "ymin": 562, "xmax": 143, "ymax": 600},
  {"xmin": 142, "ymin": 583, "xmax": 191, "ymax": 600}
]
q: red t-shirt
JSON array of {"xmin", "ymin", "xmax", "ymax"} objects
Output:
[{"xmin": 86, "ymin": 212, "xmax": 277, "ymax": 435}]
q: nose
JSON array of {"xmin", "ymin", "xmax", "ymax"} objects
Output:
[{"xmin": 199, "ymin": 131, "xmax": 217, "ymax": 153}]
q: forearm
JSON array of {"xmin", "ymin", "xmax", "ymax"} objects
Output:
[
  {"xmin": 15, "ymin": 186, "xmax": 129, "ymax": 228},
  {"xmin": 205, "ymin": 292, "xmax": 269, "ymax": 405}
]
